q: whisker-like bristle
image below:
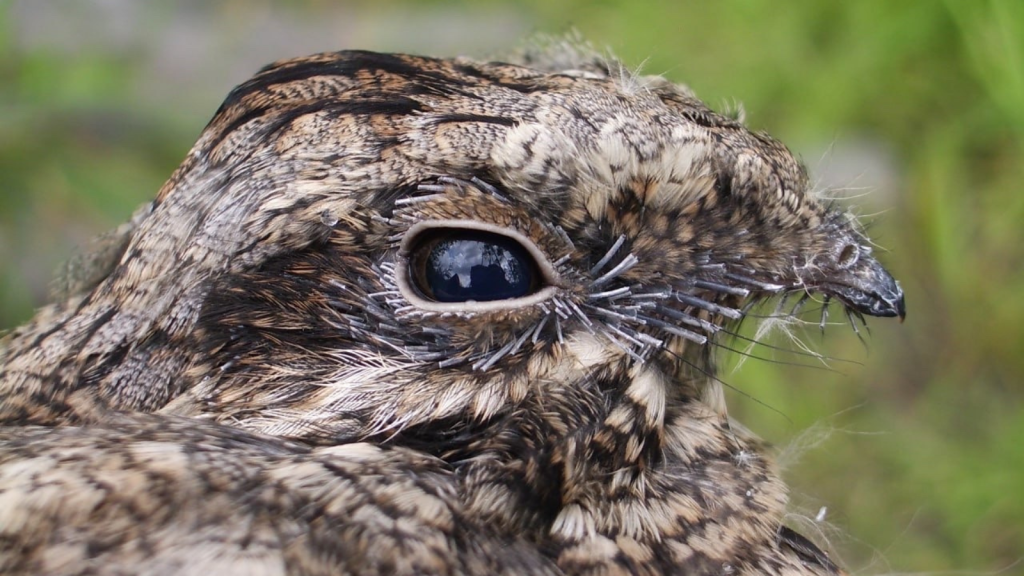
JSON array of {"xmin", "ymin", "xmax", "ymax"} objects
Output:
[
  {"xmin": 338, "ymin": 314, "xmax": 369, "ymax": 329},
  {"xmin": 635, "ymin": 332, "xmax": 664, "ymax": 348},
  {"xmin": 589, "ymin": 286, "xmax": 632, "ymax": 300},
  {"xmin": 739, "ymin": 299, "xmax": 764, "ymax": 317},
  {"xmin": 472, "ymin": 339, "xmax": 516, "ymax": 371},
  {"xmin": 437, "ymin": 356, "xmax": 466, "ymax": 369},
  {"xmin": 845, "ymin": 307, "xmax": 871, "ymax": 347},
  {"xmin": 591, "ymin": 253, "xmax": 639, "ymax": 287},
  {"xmin": 552, "ymin": 254, "xmax": 572, "ymax": 266},
  {"xmin": 699, "ymin": 262, "xmax": 727, "ymax": 274},
  {"xmin": 774, "ymin": 292, "xmax": 792, "ymax": 315},
  {"xmin": 530, "ymin": 314, "xmax": 550, "ymax": 344},
  {"xmin": 693, "ymin": 280, "xmax": 750, "ymax": 297},
  {"xmin": 602, "ymin": 325, "xmax": 651, "ymax": 362},
  {"xmin": 673, "ymin": 292, "xmax": 742, "ymax": 320},
  {"xmin": 790, "ymin": 293, "xmax": 812, "ymax": 317},
  {"xmin": 400, "ymin": 190, "xmax": 447, "ymax": 202},
  {"xmin": 629, "ymin": 289, "xmax": 672, "ymax": 300},
  {"xmin": 589, "ymin": 235, "xmax": 627, "ymax": 275},
  {"xmin": 586, "ymin": 303, "xmax": 644, "ymax": 324},
  {"xmin": 819, "ymin": 296, "xmax": 831, "ymax": 333},
  {"xmin": 553, "ymin": 225, "xmax": 576, "ymax": 251},
  {"xmin": 724, "ymin": 272, "xmax": 786, "ymax": 292},
  {"xmin": 599, "ymin": 328, "xmax": 640, "ymax": 363},
  {"xmin": 656, "ymin": 305, "xmax": 721, "ymax": 333},
  {"xmin": 468, "ymin": 176, "xmax": 510, "ymax": 202},
  {"xmin": 852, "ymin": 309, "xmax": 870, "ymax": 333},
  {"xmin": 402, "ymin": 346, "xmax": 449, "ymax": 362},
  {"xmin": 509, "ymin": 324, "xmax": 534, "ymax": 355},
  {"xmin": 552, "ymin": 298, "xmax": 571, "ymax": 319},
  {"xmin": 571, "ymin": 305, "xmax": 598, "ymax": 332},
  {"xmin": 638, "ymin": 315, "xmax": 708, "ymax": 344}
]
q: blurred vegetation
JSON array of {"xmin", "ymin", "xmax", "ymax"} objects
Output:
[{"xmin": 1, "ymin": 0, "xmax": 1021, "ymax": 572}]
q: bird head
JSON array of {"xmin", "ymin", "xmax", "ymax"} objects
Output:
[{"xmin": 28, "ymin": 49, "xmax": 902, "ymax": 446}]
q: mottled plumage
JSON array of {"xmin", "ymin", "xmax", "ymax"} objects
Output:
[{"xmin": 0, "ymin": 45, "xmax": 904, "ymax": 575}]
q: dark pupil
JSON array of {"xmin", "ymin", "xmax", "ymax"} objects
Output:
[{"xmin": 414, "ymin": 230, "xmax": 539, "ymax": 302}]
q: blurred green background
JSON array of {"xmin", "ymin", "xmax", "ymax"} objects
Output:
[{"xmin": 1, "ymin": 0, "xmax": 1021, "ymax": 572}]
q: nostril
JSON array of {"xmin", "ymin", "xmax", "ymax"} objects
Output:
[{"xmin": 837, "ymin": 243, "xmax": 860, "ymax": 269}]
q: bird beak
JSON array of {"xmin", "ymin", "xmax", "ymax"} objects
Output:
[{"xmin": 817, "ymin": 255, "xmax": 906, "ymax": 322}]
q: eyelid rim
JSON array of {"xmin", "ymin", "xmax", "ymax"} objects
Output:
[{"xmin": 396, "ymin": 219, "xmax": 561, "ymax": 313}]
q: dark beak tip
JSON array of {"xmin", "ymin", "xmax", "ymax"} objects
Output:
[
  {"xmin": 892, "ymin": 280, "xmax": 906, "ymax": 323},
  {"xmin": 868, "ymin": 270, "xmax": 905, "ymax": 323},
  {"xmin": 873, "ymin": 288, "xmax": 905, "ymax": 323}
]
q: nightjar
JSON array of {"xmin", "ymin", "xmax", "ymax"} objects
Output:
[{"xmin": 0, "ymin": 44, "xmax": 905, "ymax": 575}]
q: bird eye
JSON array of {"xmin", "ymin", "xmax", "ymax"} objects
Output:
[{"xmin": 409, "ymin": 229, "xmax": 542, "ymax": 302}]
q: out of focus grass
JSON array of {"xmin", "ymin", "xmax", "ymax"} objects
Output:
[{"xmin": 1, "ymin": 1, "xmax": 1021, "ymax": 572}]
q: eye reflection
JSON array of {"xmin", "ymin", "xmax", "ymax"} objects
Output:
[{"xmin": 410, "ymin": 230, "xmax": 541, "ymax": 302}]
